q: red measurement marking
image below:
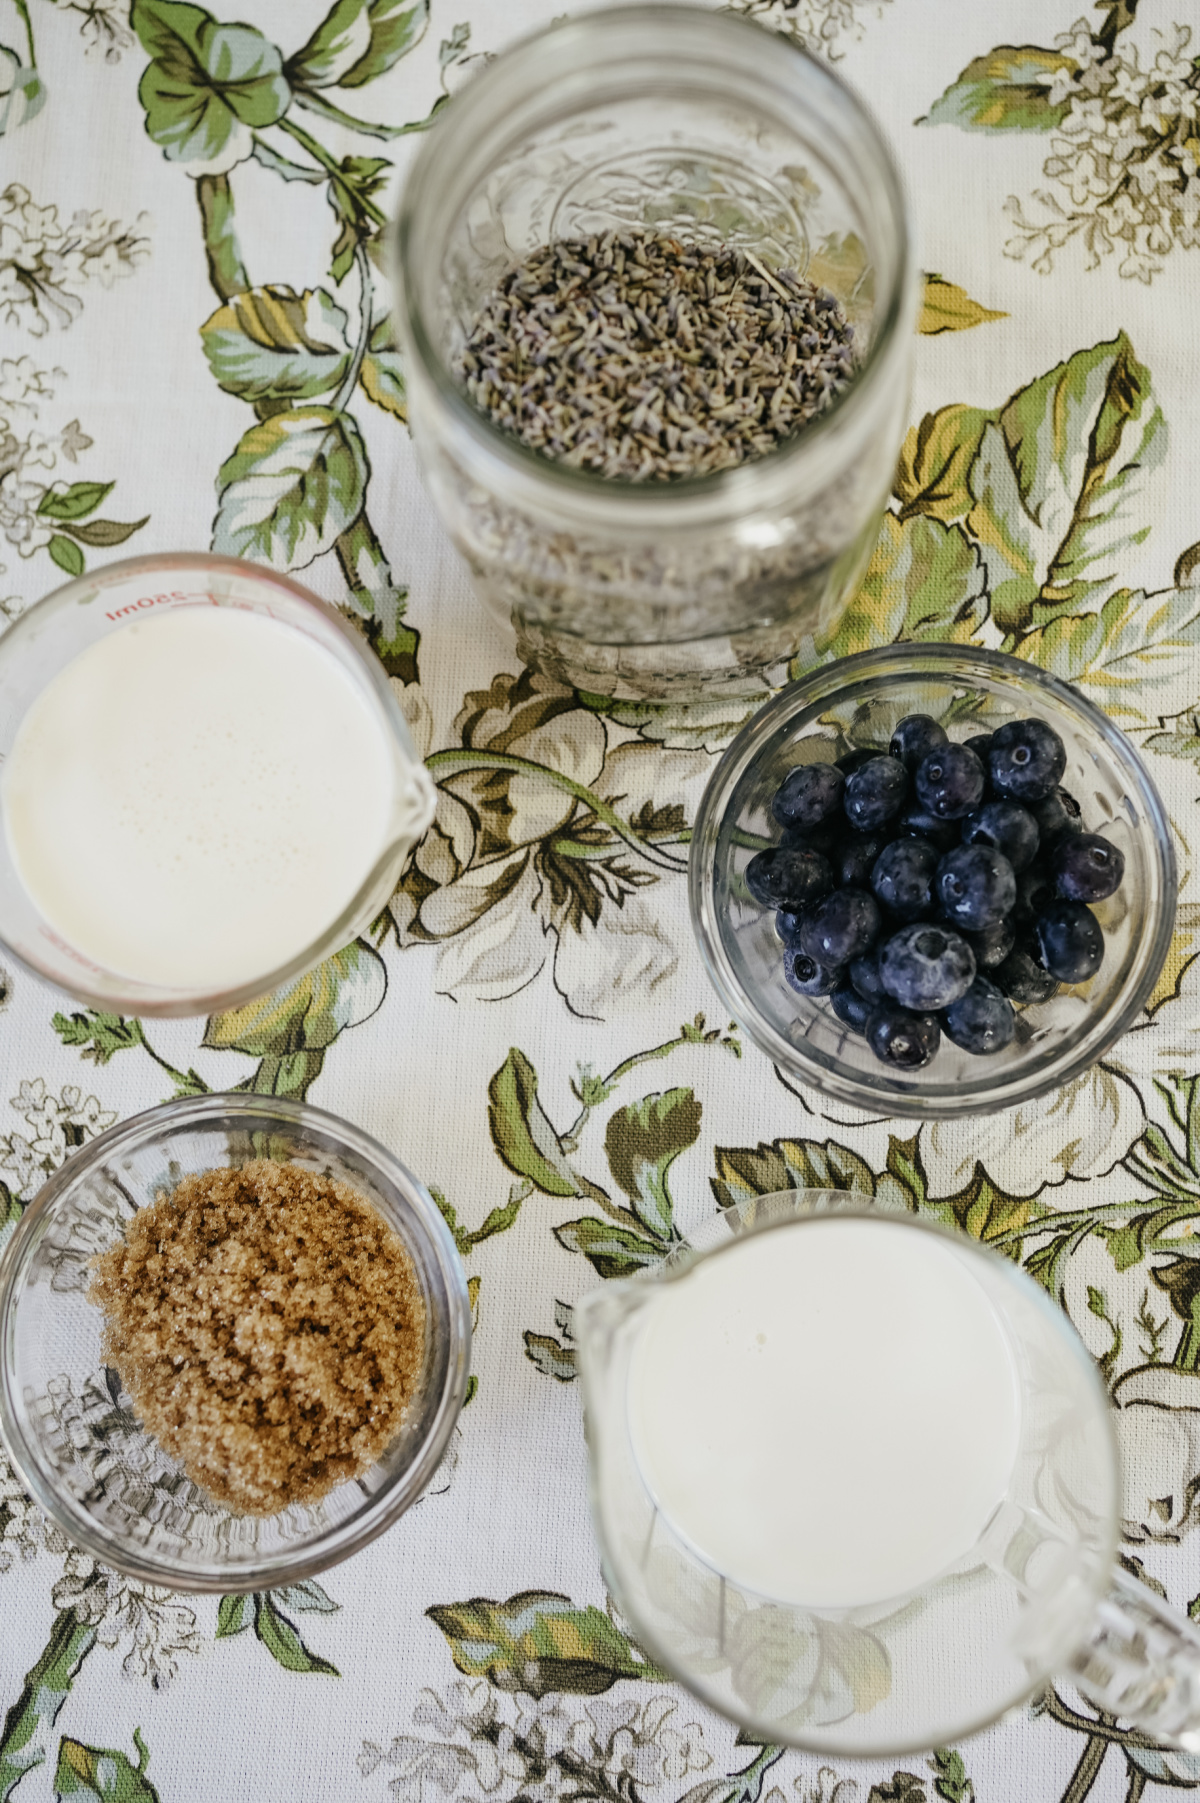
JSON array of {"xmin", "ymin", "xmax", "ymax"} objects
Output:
[{"xmin": 104, "ymin": 590, "xmax": 189, "ymax": 622}]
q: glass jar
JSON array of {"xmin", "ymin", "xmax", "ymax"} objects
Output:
[{"xmin": 394, "ymin": 3, "xmax": 917, "ymax": 701}]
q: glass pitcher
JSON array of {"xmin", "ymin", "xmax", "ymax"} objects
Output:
[{"xmin": 574, "ymin": 1190, "xmax": 1200, "ymax": 1755}]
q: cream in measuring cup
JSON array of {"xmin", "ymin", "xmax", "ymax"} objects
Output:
[{"xmin": 2, "ymin": 602, "xmax": 407, "ymax": 993}]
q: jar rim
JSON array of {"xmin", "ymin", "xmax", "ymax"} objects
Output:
[{"xmin": 393, "ymin": 2, "xmax": 915, "ymax": 521}]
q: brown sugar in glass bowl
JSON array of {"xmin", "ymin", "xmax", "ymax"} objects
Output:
[
  {"xmin": 0, "ymin": 1094, "xmax": 470, "ymax": 1592},
  {"xmin": 88, "ymin": 1161, "xmax": 426, "ymax": 1517}
]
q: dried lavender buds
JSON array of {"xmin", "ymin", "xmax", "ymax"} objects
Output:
[
  {"xmin": 455, "ymin": 229, "xmax": 857, "ymax": 481},
  {"xmin": 87, "ymin": 1161, "xmax": 425, "ymax": 1516}
]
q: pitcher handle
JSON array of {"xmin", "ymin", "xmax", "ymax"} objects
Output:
[{"xmin": 1069, "ymin": 1564, "xmax": 1200, "ymax": 1749}]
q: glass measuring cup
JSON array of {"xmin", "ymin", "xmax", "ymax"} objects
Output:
[
  {"xmin": 575, "ymin": 1190, "xmax": 1200, "ymax": 1755},
  {"xmin": 0, "ymin": 553, "xmax": 434, "ymax": 1017}
]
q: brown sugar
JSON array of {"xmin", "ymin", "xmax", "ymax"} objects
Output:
[{"xmin": 87, "ymin": 1160, "xmax": 426, "ymax": 1516}]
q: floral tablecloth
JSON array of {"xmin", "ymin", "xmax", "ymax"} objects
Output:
[{"xmin": 3, "ymin": 0, "xmax": 1200, "ymax": 1798}]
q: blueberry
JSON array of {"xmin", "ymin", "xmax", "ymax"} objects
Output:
[
  {"xmin": 879, "ymin": 923, "xmax": 976, "ymax": 1011},
  {"xmin": 914, "ymin": 744, "xmax": 986, "ymax": 820},
  {"xmin": 993, "ymin": 947, "xmax": 1058, "ymax": 1005},
  {"xmin": 773, "ymin": 762, "xmax": 845, "ymax": 832},
  {"xmin": 783, "ymin": 820, "xmax": 839, "ymax": 855},
  {"xmin": 836, "ymin": 746, "xmax": 878, "ymax": 776},
  {"xmin": 936, "ymin": 844, "xmax": 1017, "ymax": 932},
  {"xmin": 834, "ymin": 831, "xmax": 892, "ymax": 887},
  {"xmin": 799, "ymin": 887, "xmax": 882, "ymax": 966},
  {"xmin": 784, "ymin": 947, "xmax": 843, "ymax": 996},
  {"xmin": 896, "ymin": 803, "xmax": 960, "ymax": 853},
  {"xmin": 1012, "ymin": 863, "xmax": 1057, "ymax": 926},
  {"xmin": 866, "ymin": 1003, "xmax": 941, "ymax": 1070},
  {"xmin": 871, "ymin": 838, "xmax": 939, "ymax": 921},
  {"xmin": 962, "ymin": 917, "xmax": 1015, "ymax": 971},
  {"xmin": 965, "ymin": 731, "xmax": 994, "ymax": 767},
  {"xmin": 889, "ymin": 714, "xmax": 948, "ymax": 772},
  {"xmin": 831, "ymin": 981, "xmax": 872, "ymax": 1035},
  {"xmin": 745, "ymin": 846, "xmax": 832, "ymax": 909},
  {"xmin": 775, "ymin": 908, "xmax": 804, "ymax": 945},
  {"xmin": 848, "ymin": 945, "xmax": 887, "ymax": 1004},
  {"xmin": 1051, "ymin": 832, "xmax": 1125, "ymax": 903},
  {"xmin": 1031, "ymin": 787, "xmax": 1083, "ymax": 847},
  {"xmin": 1034, "ymin": 900, "xmax": 1104, "ymax": 984},
  {"xmin": 961, "ymin": 801, "xmax": 1040, "ymax": 875},
  {"xmin": 942, "ymin": 977, "xmax": 1015, "ymax": 1056},
  {"xmin": 843, "ymin": 756, "xmax": 908, "ymax": 831},
  {"xmin": 988, "ymin": 718, "xmax": 1067, "ymax": 803}
]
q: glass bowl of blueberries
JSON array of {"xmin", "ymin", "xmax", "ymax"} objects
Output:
[{"xmin": 689, "ymin": 644, "xmax": 1176, "ymax": 1117}]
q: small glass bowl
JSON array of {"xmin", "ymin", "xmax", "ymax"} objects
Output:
[
  {"xmin": 688, "ymin": 644, "xmax": 1177, "ymax": 1118},
  {"xmin": 0, "ymin": 1094, "xmax": 471, "ymax": 1592},
  {"xmin": 0, "ymin": 553, "xmax": 435, "ymax": 1017}
]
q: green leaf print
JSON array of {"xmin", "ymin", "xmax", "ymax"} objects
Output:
[
  {"xmin": 523, "ymin": 1330, "xmax": 577, "ymax": 1381},
  {"xmin": 199, "ymin": 286, "xmax": 352, "ymax": 403},
  {"xmin": 867, "ymin": 1775, "xmax": 927, "ymax": 1803},
  {"xmin": 53, "ymin": 1731, "xmax": 158, "ymax": 1802},
  {"xmin": 132, "ymin": 0, "xmax": 290, "ymax": 175},
  {"xmin": 327, "ymin": 154, "xmax": 390, "ymax": 282},
  {"xmin": 0, "ymin": 1608, "xmax": 99, "ymax": 1799},
  {"xmin": 603, "ymin": 1088, "xmax": 702, "ymax": 1241},
  {"xmin": 0, "ymin": 45, "xmax": 46, "ymax": 137},
  {"xmin": 203, "ymin": 940, "xmax": 386, "ymax": 1100},
  {"xmin": 710, "ymin": 1138, "xmax": 876, "ymax": 1212},
  {"xmin": 211, "ymin": 404, "xmax": 368, "ymax": 569},
  {"xmin": 930, "ymin": 1163, "xmax": 1042, "ymax": 1246},
  {"xmin": 36, "ymin": 482, "xmax": 114, "ymax": 521},
  {"xmin": 967, "ymin": 331, "xmax": 1166, "ymax": 635},
  {"xmin": 251, "ymin": 1594, "xmax": 339, "ymax": 1675},
  {"xmin": 894, "ymin": 406, "xmax": 992, "ymax": 526},
  {"xmin": 1017, "ymin": 584, "xmax": 1200, "ymax": 726},
  {"xmin": 216, "ymin": 1595, "xmax": 249, "ymax": 1638},
  {"xmin": 49, "ymin": 517, "xmax": 152, "ymax": 550},
  {"xmin": 426, "ymin": 1591, "xmax": 668, "ymax": 1696},
  {"xmin": 918, "ymin": 46, "xmax": 1076, "ymax": 133},
  {"xmin": 337, "ymin": 0, "xmax": 430, "ymax": 89},
  {"xmin": 554, "ymin": 1216, "xmax": 663, "ymax": 1279},
  {"xmin": 929, "ymin": 1747, "xmax": 975, "ymax": 1803},
  {"xmin": 358, "ymin": 316, "xmax": 407, "ymax": 420},
  {"xmin": 1, "ymin": 1181, "xmax": 21, "ymax": 1242},
  {"xmin": 47, "ymin": 536, "xmax": 84, "ymax": 577},
  {"xmin": 918, "ymin": 276, "xmax": 1007, "ymax": 335},
  {"xmin": 52, "ymin": 1012, "xmax": 145, "ymax": 1065},
  {"xmin": 286, "ymin": 0, "xmax": 374, "ymax": 89},
  {"xmin": 812, "ymin": 513, "xmax": 988, "ymax": 663},
  {"xmin": 271, "ymin": 1579, "xmax": 340, "ymax": 1614},
  {"xmin": 487, "ymin": 1049, "xmax": 579, "ymax": 1198}
]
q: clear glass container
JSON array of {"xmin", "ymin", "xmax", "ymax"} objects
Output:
[
  {"xmin": 0, "ymin": 1094, "xmax": 471, "ymax": 1592},
  {"xmin": 688, "ymin": 644, "xmax": 1176, "ymax": 1118},
  {"xmin": 0, "ymin": 553, "xmax": 435, "ymax": 1017},
  {"xmin": 394, "ymin": 4, "xmax": 917, "ymax": 700},
  {"xmin": 576, "ymin": 1190, "xmax": 1200, "ymax": 1754}
]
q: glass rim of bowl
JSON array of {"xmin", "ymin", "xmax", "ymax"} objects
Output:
[
  {"xmin": 0, "ymin": 552, "xmax": 433, "ymax": 1018},
  {"xmin": 688, "ymin": 642, "xmax": 1178, "ymax": 1120},
  {"xmin": 0, "ymin": 1091, "xmax": 472, "ymax": 1592},
  {"xmin": 393, "ymin": 0, "xmax": 915, "ymax": 519}
]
